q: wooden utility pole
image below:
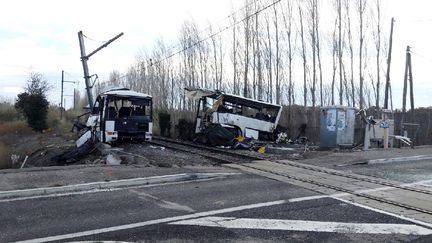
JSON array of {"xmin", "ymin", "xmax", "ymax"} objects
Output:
[
  {"xmin": 401, "ymin": 46, "xmax": 415, "ymax": 144},
  {"xmin": 60, "ymin": 70, "xmax": 64, "ymax": 120},
  {"xmin": 78, "ymin": 31, "xmax": 123, "ymax": 109},
  {"xmin": 384, "ymin": 18, "xmax": 395, "ymax": 109}
]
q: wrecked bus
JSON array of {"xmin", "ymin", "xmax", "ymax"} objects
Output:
[
  {"xmin": 86, "ymin": 87, "xmax": 153, "ymax": 143},
  {"xmin": 187, "ymin": 88, "xmax": 282, "ymax": 140}
]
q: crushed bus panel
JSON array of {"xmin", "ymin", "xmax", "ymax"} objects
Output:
[{"xmin": 187, "ymin": 88, "xmax": 282, "ymax": 141}]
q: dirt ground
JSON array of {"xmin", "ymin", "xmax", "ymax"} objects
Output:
[
  {"xmin": 6, "ymin": 131, "xmax": 219, "ymax": 169},
  {"xmin": 5, "ymin": 129, "xmax": 429, "ymax": 171}
]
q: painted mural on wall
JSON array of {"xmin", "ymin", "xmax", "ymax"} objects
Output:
[
  {"xmin": 337, "ymin": 111, "xmax": 346, "ymax": 131},
  {"xmin": 326, "ymin": 109, "xmax": 336, "ymax": 132}
]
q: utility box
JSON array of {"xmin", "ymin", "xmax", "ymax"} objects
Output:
[{"xmin": 320, "ymin": 106, "xmax": 356, "ymax": 148}]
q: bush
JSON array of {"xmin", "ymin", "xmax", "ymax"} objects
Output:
[
  {"xmin": 15, "ymin": 92, "xmax": 49, "ymax": 132},
  {"xmin": 176, "ymin": 118, "xmax": 195, "ymax": 140},
  {"xmin": 14, "ymin": 72, "xmax": 51, "ymax": 132},
  {"xmin": 158, "ymin": 111, "xmax": 171, "ymax": 137}
]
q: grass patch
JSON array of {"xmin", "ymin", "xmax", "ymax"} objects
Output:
[
  {"xmin": 0, "ymin": 101, "xmax": 21, "ymax": 122},
  {"xmin": 0, "ymin": 120, "xmax": 32, "ymax": 135}
]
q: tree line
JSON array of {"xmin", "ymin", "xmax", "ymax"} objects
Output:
[{"xmin": 99, "ymin": 0, "xmax": 390, "ymax": 113}]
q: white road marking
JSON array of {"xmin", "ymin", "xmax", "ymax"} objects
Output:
[
  {"xmin": 15, "ymin": 190, "xmax": 432, "ymax": 243},
  {"xmin": 368, "ymin": 155, "xmax": 432, "ymax": 164},
  {"xmin": 332, "ymin": 197, "xmax": 432, "ymax": 229},
  {"xmin": 13, "ymin": 176, "xmax": 432, "ymax": 242},
  {"xmin": 288, "ymin": 195, "xmax": 329, "ymax": 202},
  {"xmin": 170, "ymin": 216, "xmax": 432, "ymax": 235},
  {"xmin": 0, "ymin": 173, "xmax": 241, "ymax": 203},
  {"xmin": 0, "ymin": 178, "xmax": 219, "ymax": 203},
  {"xmin": 129, "ymin": 189, "xmax": 195, "ymax": 213},
  {"xmin": 14, "ymin": 196, "xmax": 309, "ymax": 243},
  {"xmin": 306, "ymin": 178, "xmax": 432, "ymax": 200}
]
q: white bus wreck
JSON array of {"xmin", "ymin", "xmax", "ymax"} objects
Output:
[
  {"xmin": 187, "ymin": 88, "xmax": 282, "ymax": 141},
  {"xmin": 85, "ymin": 87, "xmax": 153, "ymax": 143}
]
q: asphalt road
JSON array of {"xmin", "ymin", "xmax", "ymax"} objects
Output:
[
  {"xmin": 301, "ymin": 148, "xmax": 432, "ymax": 183},
  {"xmin": 339, "ymin": 157, "xmax": 432, "ymax": 183},
  {"xmin": 2, "ymin": 173, "xmax": 431, "ymax": 242}
]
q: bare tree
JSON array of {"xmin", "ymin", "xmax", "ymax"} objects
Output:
[
  {"xmin": 209, "ymin": 26, "xmax": 220, "ymax": 90},
  {"xmin": 338, "ymin": 0, "xmax": 343, "ymax": 105},
  {"xmin": 282, "ymin": 0, "xmax": 294, "ymax": 127},
  {"xmin": 264, "ymin": 11, "xmax": 273, "ymax": 103},
  {"xmin": 299, "ymin": 5, "xmax": 307, "ymax": 109},
  {"xmin": 273, "ymin": 0, "xmax": 282, "ymax": 104},
  {"xmin": 358, "ymin": 0, "xmax": 367, "ymax": 108},
  {"xmin": 315, "ymin": 0, "xmax": 323, "ymax": 106},
  {"xmin": 373, "ymin": 0, "xmax": 382, "ymax": 108},
  {"xmin": 243, "ymin": 1, "xmax": 252, "ymax": 98},
  {"xmin": 308, "ymin": 0, "xmax": 317, "ymax": 107},
  {"xmin": 331, "ymin": 17, "xmax": 338, "ymax": 105},
  {"xmin": 255, "ymin": 0, "xmax": 263, "ymax": 100},
  {"xmin": 344, "ymin": 0, "xmax": 355, "ymax": 107},
  {"xmin": 178, "ymin": 20, "xmax": 201, "ymax": 109}
]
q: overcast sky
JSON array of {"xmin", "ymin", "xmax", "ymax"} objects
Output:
[{"xmin": 0, "ymin": 0, "xmax": 431, "ymax": 109}]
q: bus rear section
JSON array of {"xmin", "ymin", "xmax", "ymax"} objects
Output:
[{"xmin": 104, "ymin": 94, "xmax": 153, "ymax": 143}]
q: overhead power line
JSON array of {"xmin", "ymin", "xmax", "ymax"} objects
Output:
[
  {"xmin": 411, "ymin": 51, "xmax": 432, "ymax": 63},
  {"xmin": 147, "ymin": 0, "xmax": 283, "ymax": 69},
  {"xmin": 161, "ymin": 0, "xmax": 265, "ymax": 56},
  {"xmin": 63, "ymin": 71, "xmax": 81, "ymax": 85},
  {"xmin": 82, "ymin": 33, "xmax": 107, "ymax": 43}
]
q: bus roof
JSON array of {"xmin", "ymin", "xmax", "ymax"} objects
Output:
[
  {"xmin": 101, "ymin": 88, "xmax": 152, "ymax": 99},
  {"xmin": 208, "ymin": 92, "xmax": 281, "ymax": 110}
]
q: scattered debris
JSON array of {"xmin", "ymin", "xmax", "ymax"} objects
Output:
[
  {"xmin": 106, "ymin": 154, "xmax": 122, "ymax": 165},
  {"xmin": 10, "ymin": 154, "xmax": 20, "ymax": 166},
  {"xmin": 391, "ymin": 135, "xmax": 412, "ymax": 146},
  {"xmin": 150, "ymin": 145, "xmax": 166, "ymax": 150},
  {"xmin": 20, "ymin": 156, "xmax": 28, "ymax": 169},
  {"xmin": 276, "ymin": 132, "xmax": 289, "ymax": 143},
  {"xmin": 52, "ymin": 138, "xmax": 97, "ymax": 165},
  {"xmin": 194, "ymin": 124, "xmax": 236, "ymax": 147}
]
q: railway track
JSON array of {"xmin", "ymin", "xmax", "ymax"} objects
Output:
[
  {"xmin": 151, "ymin": 136, "xmax": 432, "ymax": 218},
  {"xmin": 151, "ymin": 136, "xmax": 263, "ymax": 163}
]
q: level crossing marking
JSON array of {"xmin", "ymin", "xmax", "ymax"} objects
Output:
[
  {"xmin": 14, "ymin": 178, "xmax": 432, "ymax": 242},
  {"xmin": 170, "ymin": 216, "xmax": 432, "ymax": 235}
]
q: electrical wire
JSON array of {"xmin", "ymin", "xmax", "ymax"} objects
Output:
[
  {"xmin": 411, "ymin": 51, "xmax": 432, "ymax": 63},
  {"xmin": 109, "ymin": 0, "xmax": 282, "ymax": 82},
  {"xmin": 148, "ymin": 0, "xmax": 283, "ymax": 69},
  {"xmin": 161, "ymin": 0, "xmax": 266, "ymax": 56},
  {"xmin": 82, "ymin": 33, "xmax": 107, "ymax": 43},
  {"xmin": 64, "ymin": 71, "xmax": 81, "ymax": 85}
]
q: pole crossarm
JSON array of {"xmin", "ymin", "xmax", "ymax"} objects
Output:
[{"xmin": 85, "ymin": 32, "xmax": 124, "ymax": 59}]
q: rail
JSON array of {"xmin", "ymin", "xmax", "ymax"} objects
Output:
[{"xmin": 150, "ymin": 136, "xmax": 432, "ymax": 216}]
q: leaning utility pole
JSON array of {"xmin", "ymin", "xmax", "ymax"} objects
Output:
[
  {"xmin": 78, "ymin": 31, "xmax": 124, "ymax": 109},
  {"xmin": 383, "ymin": 18, "xmax": 395, "ymax": 109}
]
